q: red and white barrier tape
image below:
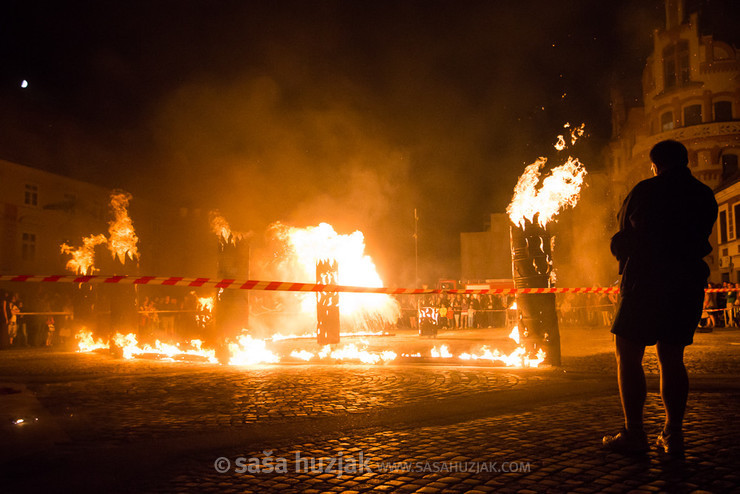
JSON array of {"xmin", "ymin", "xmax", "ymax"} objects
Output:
[
  {"xmin": 0, "ymin": 275, "xmax": 732, "ymax": 295},
  {"xmin": 0, "ymin": 274, "xmax": 621, "ymax": 294}
]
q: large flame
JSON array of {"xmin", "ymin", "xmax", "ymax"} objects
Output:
[
  {"xmin": 507, "ymin": 156, "xmax": 586, "ymax": 228},
  {"xmin": 108, "ymin": 191, "xmax": 139, "ymax": 264},
  {"xmin": 60, "ymin": 234, "xmax": 108, "ymax": 275},
  {"xmin": 270, "ymin": 222, "xmax": 401, "ymax": 330},
  {"xmin": 509, "ymin": 124, "xmax": 587, "ymax": 228}
]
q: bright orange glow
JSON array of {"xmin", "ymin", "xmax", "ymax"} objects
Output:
[
  {"xmin": 60, "ymin": 234, "xmax": 108, "ymax": 275},
  {"xmin": 506, "ymin": 156, "xmax": 587, "ymax": 228},
  {"xmin": 75, "ymin": 328, "xmax": 109, "ymax": 352},
  {"xmin": 107, "ymin": 191, "xmax": 139, "ymax": 264},
  {"xmin": 271, "ymin": 222, "xmax": 401, "ymax": 330},
  {"xmin": 209, "ymin": 210, "xmax": 243, "ymax": 244}
]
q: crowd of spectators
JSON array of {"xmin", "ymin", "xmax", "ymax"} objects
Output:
[
  {"xmin": 0, "ymin": 289, "xmax": 74, "ymax": 349},
  {"xmin": 137, "ymin": 292, "xmax": 201, "ymax": 341},
  {"xmin": 398, "ymin": 291, "xmax": 619, "ymax": 330},
  {"xmin": 700, "ymin": 281, "xmax": 740, "ymax": 329}
]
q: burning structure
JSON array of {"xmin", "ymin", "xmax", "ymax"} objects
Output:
[
  {"xmin": 507, "ymin": 125, "xmax": 588, "ymax": 366},
  {"xmin": 210, "ymin": 210, "xmax": 250, "ymax": 340},
  {"xmin": 316, "ymin": 259, "xmax": 340, "ymax": 344}
]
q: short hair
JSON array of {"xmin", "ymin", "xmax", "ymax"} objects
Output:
[{"xmin": 650, "ymin": 140, "xmax": 689, "ymax": 171}]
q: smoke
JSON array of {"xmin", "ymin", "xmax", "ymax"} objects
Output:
[
  {"xmin": 148, "ymin": 74, "xmax": 418, "ymax": 284},
  {"xmin": 0, "ymin": 0, "xmax": 676, "ymax": 286}
]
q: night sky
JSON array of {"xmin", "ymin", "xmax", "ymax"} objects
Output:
[{"xmin": 0, "ymin": 0, "xmax": 732, "ymax": 284}]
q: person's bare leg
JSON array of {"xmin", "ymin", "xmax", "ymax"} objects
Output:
[
  {"xmin": 656, "ymin": 341, "xmax": 688, "ymax": 432},
  {"xmin": 616, "ymin": 335, "xmax": 647, "ymax": 431}
]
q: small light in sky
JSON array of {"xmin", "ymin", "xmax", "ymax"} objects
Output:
[{"xmin": 21, "ymin": 80, "xmax": 28, "ymax": 88}]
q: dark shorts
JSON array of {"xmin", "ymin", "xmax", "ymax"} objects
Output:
[{"xmin": 611, "ymin": 286, "xmax": 705, "ymax": 346}]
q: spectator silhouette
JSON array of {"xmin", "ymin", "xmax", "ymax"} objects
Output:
[{"xmin": 603, "ymin": 140, "xmax": 717, "ymax": 456}]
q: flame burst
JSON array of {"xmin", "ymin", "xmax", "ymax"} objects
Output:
[
  {"xmin": 270, "ymin": 222, "xmax": 401, "ymax": 331},
  {"xmin": 108, "ymin": 191, "xmax": 139, "ymax": 264},
  {"xmin": 60, "ymin": 234, "xmax": 108, "ymax": 275},
  {"xmin": 507, "ymin": 156, "xmax": 586, "ymax": 228}
]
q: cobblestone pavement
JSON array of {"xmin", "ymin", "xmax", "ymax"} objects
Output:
[
  {"xmin": 144, "ymin": 392, "xmax": 740, "ymax": 494},
  {"xmin": 0, "ymin": 326, "xmax": 738, "ymax": 492}
]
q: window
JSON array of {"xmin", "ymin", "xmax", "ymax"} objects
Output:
[
  {"xmin": 734, "ymin": 203, "xmax": 740, "ymax": 243},
  {"xmin": 683, "ymin": 104, "xmax": 702, "ymax": 126},
  {"xmin": 715, "ymin": 101, "xmax": 733, "ymax": 122},
  {"xmin": 22, "ymin": 233, "xmax": 36, "ymax": 261},
  {"xmin": 719, "ymin": 208, "xmax": 729, "ymax": 244},
  {"xmin": 722, "ymin": 154, "xmax": 739, "ymax": 182},
  {"xmin": 24, "ymin": 184, "xmax": 38, "ymax": 206},
  {"xmin": 661, "ymin": 111, "xmax": 674, "ymax": 131},
  {"xmin": 663, "ymin": 40, "xmax": 690, "ymax": 89}
]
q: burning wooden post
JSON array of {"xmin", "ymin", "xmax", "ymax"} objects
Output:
[
  {"xmin": 316, "ymin": 259, "xmax": 340, "ymax": 344},
  {"xmin": 506, "ymin": 125, "xmax": 588, "ymax": 367},
  {"xmin": 215, "ymin": 232, "xmax": 249, "ymax": 340},
  {"xmin": 510, "ymin": 217, "xmax": 561, "ymax": 365},
  {"xmin": 209, "ymin": 211, "xmax": 249, "ymax": 341}
]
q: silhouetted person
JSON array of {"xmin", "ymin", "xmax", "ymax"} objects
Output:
[
  {"xmin": 603, "ymin": 140, "xmax": 717, "ymax": 455},
  {"xmin": 0, "ymin": 290, "xmax": 9, "ymax": 349}
]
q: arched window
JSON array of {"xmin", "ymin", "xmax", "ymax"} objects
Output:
[
  {"xmin": 683, "ymin": 104, "xmax": 702, "ymax": 126},
  {"xmin": 663, "ymin": 40, "xmax": 690, "ymax": 89},
  {"xmin": 661, "ymin": 111, "xmax": 674, "ymax": 131}
]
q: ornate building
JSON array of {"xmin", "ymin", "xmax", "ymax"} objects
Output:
[{"xmin": 606, "ymin": 0, "xmax": 740, "ymax": 281}]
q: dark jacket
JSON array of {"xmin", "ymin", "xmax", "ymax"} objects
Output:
[{"xmin": 610, "ymin": 166, "xmax": 717, "ymax": 295}]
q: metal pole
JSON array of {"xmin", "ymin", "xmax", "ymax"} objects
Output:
[{"xmin": 414, "ymin": 208, "xmax": 419, "ymax": 286}]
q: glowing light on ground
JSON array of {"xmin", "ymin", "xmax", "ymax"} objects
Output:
[
  {"xmin": 75, "ymin": 329, "xmax": 109, "ymax": 352},
  {"xmin": 228, "ymin": 335, "xmax": 280, "ymax": 365}
]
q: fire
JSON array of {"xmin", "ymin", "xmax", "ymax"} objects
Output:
[
  {"xmin": 198, "ymin": 296, "xmax": 214, "ymax": 311},
  {"xmin": 554, "ymin": 122, "xmax": 586, "ymax": 151},
  {"xmin": 288, "ymin": 341, "xmax": 398, "ymax": 364},
  {"xmin": 60, "ymin": 191, "xmax": 139, "ymax": 273},
  {"xmin": 510, "ymin": 124, "xmax": 587, "ymax": 228},
  {"xmin": 60, "ymin": 234, "xmax": 108, "ymax": 275},
  {"xmin": 507, "ymin": 156, "xmax": 587, "ymax": 228},
  {"xmin": 270, "ymin": 222, "xmax": 401, "ymax": 331},
  {"xmin": 75, "ymin": 329, "xmax": 109, "ymax": 352},
  {"xmin": 107, "ymin": 191, "xmax": 139, "ymax": 264},
  {"xmin": 508, "ymin": 325, "xmax": 520, "ymax": 344},
  {"xmin": 228, "ymin": 335, "xmax": 280, "ymax": 365},
  {"xmin": 209, "ymin": 210, "xmax": 244, "ymax": 245},
  {"xmin": 75, "ymin": 330, "xmax": 217, "ymax": 363},
  {"xmin": 74, "ymin": 327, "xmax": 544, "ymax": 368},
  {"xmin": 458, "ymin": 344, "xmax": 546, "ymax": 368},
  {"xmin": 431, "ymin": 345, "xmax": 453, "ymax": 358}
]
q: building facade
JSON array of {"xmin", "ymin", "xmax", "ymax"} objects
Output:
[
  {"xmin": 606, "ymin": 0, "xmax": 740, "ymax": 281},
  {"xmin": 0, "ymin": 158, "xmax": 218, "ymax": 286}
]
